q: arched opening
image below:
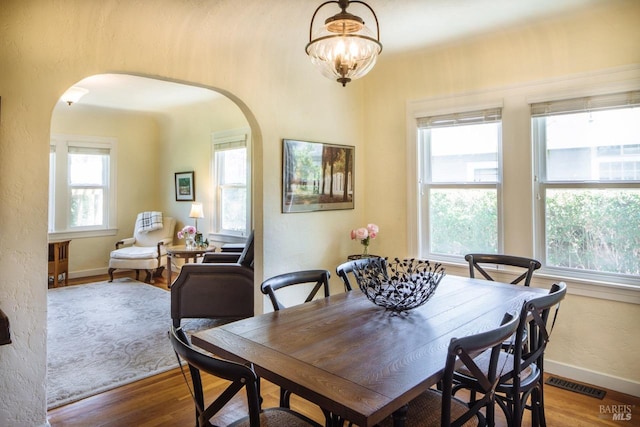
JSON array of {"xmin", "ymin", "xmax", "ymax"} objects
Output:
[{"xmin": 46, "ymin": 73, "xmax": 258, "ymax": 409}]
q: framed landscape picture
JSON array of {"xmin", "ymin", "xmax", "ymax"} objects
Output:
[
  {"xmin": 282, "ymin": 139, "xmax": 354, "ymax": 213},
  {"xmin": 175, "ymin": 171, "xmax": 195, "ymax": 201}
]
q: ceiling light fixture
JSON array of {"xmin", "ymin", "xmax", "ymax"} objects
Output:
[
  {"xmin": 61, "ymin": 86, "xmax": 89, "ymax": 106},
  {"xmin": 305, "ymin": 0, "xmax": 382, "ymax": 87}
]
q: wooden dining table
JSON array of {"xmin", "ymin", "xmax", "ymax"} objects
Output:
[{"xmin": 192, "ymin": 274, "xmax": 548, "ymax": 427}]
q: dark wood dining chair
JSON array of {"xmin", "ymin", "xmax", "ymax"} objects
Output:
[
  {"xmin": 260, "ymin": 269, "xmax": 332, "ymax": 419},
  {"xmin": 453, "ymin": 282, "xmax": 567, "ymax": 427},
  {"xmin": 465, "ymin": 253, "xmax": 543, "ymax": 351},
  {"xmin": 378, "ymin": 312, "xmax": 520, "ymax": 427},
  {"xmin": 260, "ymin": 269, "xmax": 331, "ymax": 312},
  {"xmin": 336, "ymin": 257, "xmax": 386, "ymax": 291},
  {"xmin": 465, "ymin": 253, "xmax": 542, "ymax": 287},
  {"xmin": 169, "ymin": 325, "xmax": 323, "ymax": 427}
]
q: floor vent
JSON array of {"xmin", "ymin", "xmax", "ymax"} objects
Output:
[{"xmin": 545, "ymin": 376, "xmax": 607, "ymax": 399}]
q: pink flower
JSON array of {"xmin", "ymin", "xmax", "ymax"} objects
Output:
[
  {"xmin": 353, "ymin": 227, "xmax": 369, "ymax": 240},
  {"xmin": 177, "ymin": 225, "xmax": 197, "ymax": 239},
  {"xmin": 367, "ymin": 224, "xmax": 379, "ymax": 236}
]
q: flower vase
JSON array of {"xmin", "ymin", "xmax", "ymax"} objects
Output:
[
  {"xmin": 362, "ymin": 244, "xmax": 370, "ymax": 257},
  {"xmin": 185, "ymin": 236, "xmax": 195, "ymax": 250}
]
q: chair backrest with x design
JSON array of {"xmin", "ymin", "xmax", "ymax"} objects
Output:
[
  {"xmin": 441, "ymin": 312, "xmax": 520, "ymax": 427},
  {"xmin": 336, "ymin": 257, "xmax": 387, "ymax": 292},
  {"xmin": 510, "ymin": 281, "xmax": 567, "ymax": 383},
  {"xmin": 260, "ymin": 269, "xmax": 331, "ymax": 311},
  {"xmin": 496, "ymin": 281, "xmax": 567, "ymax": 427},
  {"xmin": 169, "ymin": 325, "xmax": 261, "ymax": 426},
  {"xmin": 465, "ymin": 253, "xmax": 542, "ymax": 286},
  {"xmin": 170, "ymin": 325, "xmax": 322, "ymax": 427}
]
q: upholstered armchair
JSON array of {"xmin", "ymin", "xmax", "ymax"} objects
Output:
[
  {"xmin": 171, "ymin": 231, "xmax": 254, "ymax": 327},
  {"xmin": 108, "ymin": 213, "xmax": 176, "ymax": 283}
]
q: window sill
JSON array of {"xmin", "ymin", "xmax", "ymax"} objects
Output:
[
  {"xmin": 434, "ymin": 260, "xmax": 640, "ymax": 305},
  {"xmin": 207, "ymin": 232, "xmax": 248, "ymax": 245},
  {"xmin": 48, "ymin": 228, "xmax": 118, "ymax": 240},
  {"xmin": 535, "ymin": 271, "xmax": 640, "ymax": 305}
]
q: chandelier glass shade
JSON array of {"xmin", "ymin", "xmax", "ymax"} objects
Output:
[{"xmin": 306, "ymin": 0, "xmax": 382, "ymax": 87}]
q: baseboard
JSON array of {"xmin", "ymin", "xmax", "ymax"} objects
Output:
[
  {"xmin": 69, "ymin": 267, "xmax": 109, "ymax": 279},
  {"xmin": 546, "ymin": 359, "xmax": 640, "ymax": 397}
]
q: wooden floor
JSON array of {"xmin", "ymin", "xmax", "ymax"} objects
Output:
[{"xmin": 47, "ymin": 273, "xmax": 639, "ymax": 426}]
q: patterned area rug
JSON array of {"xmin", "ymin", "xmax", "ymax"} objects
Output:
[{"xmin": 47, "ymin": 278, "xmax": 217, "ymax": 409}]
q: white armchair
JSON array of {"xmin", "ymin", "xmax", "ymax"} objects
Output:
[{"xmin": 108, "ymin": 213, "xmax": 176, "ymax": 283}]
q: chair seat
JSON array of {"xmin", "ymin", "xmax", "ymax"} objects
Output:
[
  {"xmin": 110, "ymin": 246, "xmax": 162, "ymax": 259},
  {"xmin": 455, "ymin": 347, "xmax": 537, "ymax": 386},
  {"xmin": 377, "ymin": 389, "xmax": 480, "ymax": 427},
  {"xmin": 228, "ymin": 407, "xmax": 322, "ymax": 427}
]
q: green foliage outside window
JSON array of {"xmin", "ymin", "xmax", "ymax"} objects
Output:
[
  {"xmin": 429, "ymin": 189, "xmax": 498, "ymax": 255},
  {"xmin": 546, "ymin": 189, "xmax": 640, "ymax": 275}
]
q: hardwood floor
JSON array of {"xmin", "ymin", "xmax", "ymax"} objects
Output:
[{"xmin": 47, "ymin": 273, "xmax": 639, "ymax": 426}]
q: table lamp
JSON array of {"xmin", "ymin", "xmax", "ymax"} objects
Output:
[{"xmin": 189, "ymin": 202, "xmax": 204, "ymax": 230}]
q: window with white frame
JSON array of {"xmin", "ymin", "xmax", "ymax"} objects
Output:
[
  {"xmin": 532, "ymin": 91, "xmax": 640, "ymax": 282},
  {"xmin": 417, "ymin": 108, "xmax": 502, "ymax": 260},
  {"xmin": 49, "ymin": 135, "xmax": 117, "ymax": 238},
  {"xmin": 211, "ymin": 129, "xmax": 251, "ymax": 238}
]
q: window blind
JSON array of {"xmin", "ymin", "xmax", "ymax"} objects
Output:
[
  {"xmin": 213, "ymin": 134, "xmax": 247, "ymax": 151},
  {"xmin": 531, "ymin": 90, "xmax": 640, "ymax": 117},
  {"xmin": 68, "ymin": 146, "xmax": 110, "ymax": 155},
  {"xmin": 417, "ymin": 108, "xmax": 502, "ymax": 129}
]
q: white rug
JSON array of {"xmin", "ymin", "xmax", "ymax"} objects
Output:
[{"xmin": 47, "ymin": 278, "xmax": 179, "ymax": 409}]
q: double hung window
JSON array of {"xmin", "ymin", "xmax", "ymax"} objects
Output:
[
  {"xmin": 49, "ymin": 135, "xmax": 117, "ymax": 237},
  {"xmin": 418, "ymin": 108, "xmax": 502, "ymax": 260},
  {"xmin": 211, "ymin": 129, "xmax": 251, "ymax": 237},
  {"xmin": 532, "ymin": 91, "xmax": 640, "ymax": 282}
]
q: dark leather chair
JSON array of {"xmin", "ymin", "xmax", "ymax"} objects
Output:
[
  {"xmin": 169, "ymin": 325, "xmax": 323, "ymax": 427},
  {"xmin": 378, "ymin": 312, "xmax": 520, "ymax": 427},
  {"xmin": 454, "ymin": 282, "xmax": 567, "ymax": 427},
  {"xmin": 336, "ymin": 257, "xmax": 386, "ymax": 291},
  {"xmin": 171, "ymin": 231, "xmax": 254, "ymax": 328},
  {"xmin": 465, "ymin": 253, "xmax": 541, "ymax": 286}
]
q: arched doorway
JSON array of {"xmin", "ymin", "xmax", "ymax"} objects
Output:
[{"xmin": 47, "ymin": 73, "xmax": 257, "ymax": 409}]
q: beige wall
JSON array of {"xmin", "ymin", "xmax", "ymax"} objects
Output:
[
  {"xmin": 51, "ymin": 91, "xmax": 251, "ymax": 275},
  {"xmin": 0, "ymin": 1, "xmax": 364, "ymax": 425},
  {"xmin": 1, "ymin": 0, "xmax": 639, "ymax": 425},
  {"xmin": 156, "ymin": 96, "xmax": 249, "ymax": 240},
  {"xmin": 363, "ymin": 0, "xmax": 640, "ymax": 394},
  {"xmin": 51, "ymin": 106, "xmax": 162, "ymax": 274}
]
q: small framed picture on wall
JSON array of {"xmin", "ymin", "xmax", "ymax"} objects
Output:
[{"xmin": 175, "ymin": 171, "xmax": 195, "ymax": 201}]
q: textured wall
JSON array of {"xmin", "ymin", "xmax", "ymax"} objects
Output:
[
  {"xmin": 0, "ymin": 1, "xmax": 363, "ymax": 425},
  {"xmin": 364, "ymin": 0, "xmax": 640, "ymax": 392}
]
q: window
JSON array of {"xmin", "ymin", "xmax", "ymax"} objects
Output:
[
  {"xmin": 417, "ymin": 108, "xmax": 502, "ymax": 260},
  {"xmin": 211, "ymin": 128, "xmax": 251, "ymax": 238},
  {"xmin": 49, "ymin": 135, "xmax": 117, "ymax": 238},
  {"xmin": 533, "ymin": 91, "xmax": 640, "ymax": 282}
]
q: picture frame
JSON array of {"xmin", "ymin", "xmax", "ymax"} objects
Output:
[
  {"xmin": 282, "ymin": 139, "xmax": 354, "ymax": 213},
  {"xmin": 175, "ymin": 171, "xmax": 195, "ymax": 201}
]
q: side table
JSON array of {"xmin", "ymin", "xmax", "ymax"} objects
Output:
[
  {"xmin": 166, "ymin": 245, "xmax": 216, "ymax": 288},
  {"xmin": 347, "ymin": 254, "xmax": 381, "ymax": 261},
  {"xmin": 48, "ymin": 240, "xmax": 70, "ymax": 287}
]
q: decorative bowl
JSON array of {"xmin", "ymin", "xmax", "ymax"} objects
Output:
[{"xmin": 352, "ymin": 257, "xmax": 445, "ymax": 312}]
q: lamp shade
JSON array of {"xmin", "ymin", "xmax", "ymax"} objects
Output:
[
  {"xmin": 306, "ymin": 0, "xmax": 382, "ymax": 87},
  {"xmin": 189, "ymin": 202, "xmax": 204, "ymax": 219}
]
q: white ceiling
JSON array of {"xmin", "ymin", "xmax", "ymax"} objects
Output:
[{"xmin": 58, "ymin": 0, "xmax": 602, "ymax": 113}]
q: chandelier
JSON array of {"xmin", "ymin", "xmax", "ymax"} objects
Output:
[{"xmin": 305, "ymin": 0, "xmax": 382, "ymax": 87}]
